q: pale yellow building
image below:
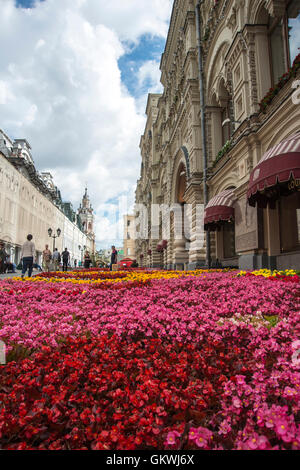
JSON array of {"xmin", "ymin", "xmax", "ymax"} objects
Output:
[{"xmin": 135, "ymin": 0, "xmax": 300, "ymax": 270}]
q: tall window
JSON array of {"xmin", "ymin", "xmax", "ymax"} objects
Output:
[
  {"xmin": 221, "ymin": 107, "xmax": 231, "ymax": 145},
  {"xmin": 268, "ymin": 1, "xmax": 300, "ymax": 84},
  {"xmin": 287, "ymin": 0, "xmax": 300, "ymax": 64},
  {"xmin": 270, "ymin": 19, "xmax": 286, "ymax": 83},
  {"xmin": 218, "ymin": 80, "xmax": 233, "ymax": 147}
]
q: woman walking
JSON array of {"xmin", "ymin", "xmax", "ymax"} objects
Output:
[{"xmin": 21, "ymin": 234, "xmax": 36, "ymax": 279}]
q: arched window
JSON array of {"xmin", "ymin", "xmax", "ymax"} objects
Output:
[
  {"xmin": 176, "ymin": 163, "xmax": 187, "ymax": 204},
  {"xmin": 209, "ymin": 83, "xmax": 233, "ymax": 162},
  {"xmin": 218, "ymin": 80, "xmax": 233, "ymax": 146}
]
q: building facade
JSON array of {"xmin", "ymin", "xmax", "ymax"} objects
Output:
[
  {"xmin": 0, "ymin": 129, "xmax": 95, "ymax": 265},
  {"xmin": 135, "ymin": 0, "xmax": 300, "ymax": 270}
]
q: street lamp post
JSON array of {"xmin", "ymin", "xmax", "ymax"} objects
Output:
[{"xmin": 48, "ymin": 228, "xmax": 61, "ymax": 252}]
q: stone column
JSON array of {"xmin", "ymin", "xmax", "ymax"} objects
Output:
[
  {"xmin": 151, "ymin": 240, "xmax": 163, "ymax": 268},
  {"xmin": 184, "ymin": 179, "xmax": 207, "ymax": 269},
  {"xmin": 172, "ymin": 204, "xmax": 189, "ymax": 270}
]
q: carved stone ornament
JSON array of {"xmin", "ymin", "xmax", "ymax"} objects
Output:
[{"xmin": 265, "ymin": 0, "xmax": 286, "ymax": 18}]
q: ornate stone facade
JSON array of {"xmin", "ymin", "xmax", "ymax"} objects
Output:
[{"xmin": 135, "ymin": 0, "xmax": 300, "ymax": 270}]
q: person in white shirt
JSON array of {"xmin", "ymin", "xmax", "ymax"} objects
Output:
[
  {"xmin": 20, "ymin": 234, "xmax": 36, "ymax": 278},
  {"xmin": 52, "ymin": 248, "xmax": 61, "ymax": 271}
]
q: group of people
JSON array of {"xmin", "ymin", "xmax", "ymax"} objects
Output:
[
  {"xmin": 42, "ymin": 245, "xmax": 71, "ymax": 272},
  {"xmin": 0, "ymin": 234, "xmax": 93, "ymax": 278},
  {"xmin": 20, "ymin": 238, "xmax": 71, "ymax": 277}
]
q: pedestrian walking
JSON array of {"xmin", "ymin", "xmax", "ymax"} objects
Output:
[
  {"xmin": 42, "ymin": 245, "xmax": 52, "ymax": 272},
  {"xmin": 110, "ymin": 246, "xmax": 118, "ymax": 271},
  {"xmin": 52, "ymin": 248, "xmax": 61, "ymax": 271},
  {"xmin": 62, "ymin": 248, "xmax": 70, "ymax": 272},
  {"xmin": 84, "ymin": 251, "xmax": 91, "ymax": 269},
  {"xmin": 74, "ymin": 259, "xmax": 77, "ymax": 268},
  {"xmin": 0, "ymin": 242, "xmax": 8, "ymax": 274},
  {"xmin": 20, "ymin": 234, "xmax": 36, "ymax": 278}
]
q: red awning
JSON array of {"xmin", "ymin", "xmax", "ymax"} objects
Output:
[
  {"xmin": 204, "ymin": 189, "xmax": 235, "ymax": 230},
  {"xmin": 247, "ymin": 132, "xmax": 300, "ymax": 207}
]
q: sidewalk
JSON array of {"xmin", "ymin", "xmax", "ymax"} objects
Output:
[
  {"xmin": 0, "ymin": 272, "xmax": 17, "ymax": 280},
  {"xmin": 0, "ymin": 269, "xmax": 41, "ymax": 280}
]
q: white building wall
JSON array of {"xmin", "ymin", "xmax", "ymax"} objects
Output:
[{"xmin": 0, "ymin": 152, "xmax": 92, "ymax": 265}]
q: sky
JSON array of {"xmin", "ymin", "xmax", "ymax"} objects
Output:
[{"xmin": 0, "ymin": 0, "xmax": 173, "ymax": 248}]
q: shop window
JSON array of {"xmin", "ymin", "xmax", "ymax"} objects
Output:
[
  {"xmin": 279, "ymin": 191, "xmax": 300, "ymax": 252},
  {"xmin": 223, "ymin": 222, "xmax": 236, "ymax": 259}
]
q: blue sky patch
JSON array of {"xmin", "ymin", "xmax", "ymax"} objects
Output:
[
  {"xmin": 16, "ymin": 0, "xmax": 43, "ymax": 7},
  {"xmin": 119, "ymin": 35, "xmax": 166, "ymax": 97}
]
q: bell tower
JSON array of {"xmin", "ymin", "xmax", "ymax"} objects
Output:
[{"xmin": 78, "ymin": 187, "xmax": 94, "ymax": 236}]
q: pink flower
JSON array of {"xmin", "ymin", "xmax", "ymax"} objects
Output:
[
  {"xmin": 166, "ymin": 431, "xmax": 181, "ymax": 446},
  {"xmin": 233, "ymin": 397, "xmax": 242, "ymax": 409}
]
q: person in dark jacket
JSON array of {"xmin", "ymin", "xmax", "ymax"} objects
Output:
[
  {"xmin": 0, "ymin": 242, "xmax": 8, "ymax": 274},
  {"xmin": 84, "ymin": 251, "xmax": 91, "ymax": 269},
  {"xmin": 110, "ymin": 246, "xmax": 118, "ymax": 271},
  {"xmin": 62, "ymin": 248, "xmax": 70, "ymax": 272}
]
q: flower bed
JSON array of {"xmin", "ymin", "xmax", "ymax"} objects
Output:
[{"xmin": 0, "ymin": 269, "xmax": 299, "ymax": 450}]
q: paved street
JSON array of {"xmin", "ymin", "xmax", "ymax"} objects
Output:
[{"xmin": 0, "ymin": 269, "xmax": 41, "ymax": 280}]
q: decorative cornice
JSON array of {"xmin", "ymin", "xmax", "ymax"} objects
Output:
[{"xmin": 265, "ymin": 0, "xmax": 286, "ymax": 18}]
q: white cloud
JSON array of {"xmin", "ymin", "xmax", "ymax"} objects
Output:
[
  {"xmin": 80, "ymin": 0, "xmax": 173, "ymax": 43},
  {"xmin": 0, "ymin": 0, "xmax": 172, "ymax": 248}
]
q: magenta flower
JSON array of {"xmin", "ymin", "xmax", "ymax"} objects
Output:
[{"xmin": 166, "ymin": 431, "xmax": 181, "ymax": 446}]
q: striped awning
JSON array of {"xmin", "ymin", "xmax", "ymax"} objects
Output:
[
  {"xmin": 204, "ymin": 189, "xmax": 235, "ymax": 230},
  {"xmin": 247, "ymin": 132, "xmax": 300, "ymax": 207}
]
